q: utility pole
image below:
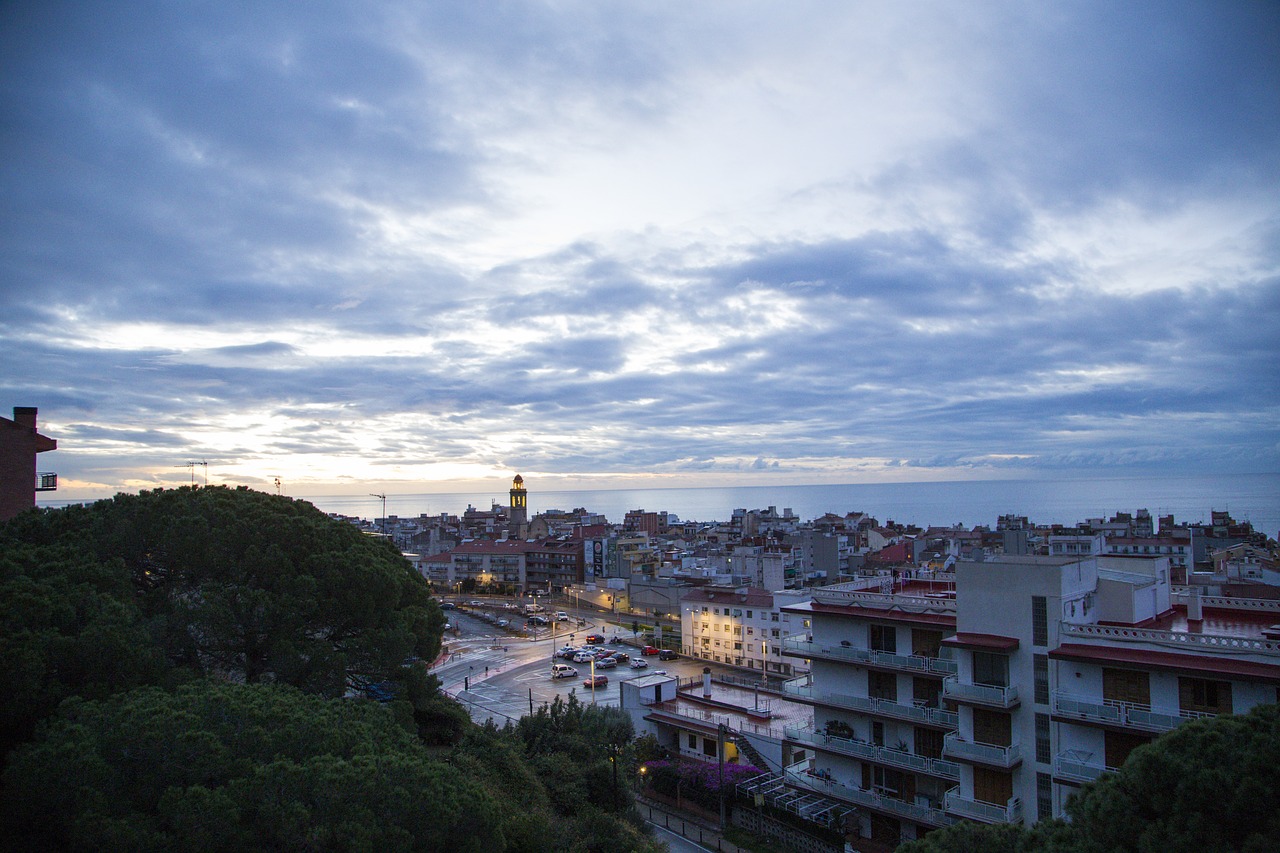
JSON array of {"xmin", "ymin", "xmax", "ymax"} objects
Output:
[{"xmin": 717, "ymin": 723, "xmax": 727, "ymax": 830}]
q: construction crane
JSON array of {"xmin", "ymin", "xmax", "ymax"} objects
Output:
[
  {"xmin": 177, "ymin": 460, "xmax": 208, "ymax": 487},
  {"xmin": 370, "ymin": 493, "xmax": 387, "ymax": 533}
]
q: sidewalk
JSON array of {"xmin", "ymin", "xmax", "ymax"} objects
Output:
[{"xmin": 635, "ymin": 795, "xmax": 749, "ymax": 853}]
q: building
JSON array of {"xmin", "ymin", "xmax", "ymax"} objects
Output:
[
  {"xmin": 681, "ymin": 586, "xmax": 813, "ymax": 679},
  {"xmin": 0, "ymin": 406, "xmax": 57, "ymax": 521},
  {"xmin": 759, "ymin": 555, "xmax": 1280, "ymax": 848}
]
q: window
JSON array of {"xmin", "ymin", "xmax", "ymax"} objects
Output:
[
  {"xmin": 871, "ymin": 721, "xmax": 885, "ymax": 746},
  {"xmin": 915, "ymin": 726, "xmax": 944, "ymax": 759},
  {"xmin": 1035, "ymin": 713, "xmax": 1051, "ymax": 764},
  {"xmin": 1037, "ymin": 772, "xmax": 1053, "ymax": 820},
  {"xmin": 1103, "ymin": 668, "xmax": 1150, "ymax": 707},
  {"xmin": 973, "ymin": 651, "xmax": 1008, "ymax": 687},
  {"xmin": 1034, "ymin": 655, "xmax": 1050, "ymax": 705},
  {"xmin": 869, "ymin": 671, "xmax": 898, "ymax": 701},
  {"xmin": 1032, "ymin": 596, "xmax": 1048, "ymax": 646},
  {"xmin": 746, "ymin": 611, "xmax": 753, "ymax": 618},
  {"xmin": 688, "ymin": 733, "xmax": 697, "ymax": 749},
  {"xmin": 912, "ymin": 629, "xmax": 943, "ymax": 658},
  {"xmin": 1179, "ymin": 677, "xmax": 1232, "ymax": 715},
  {"xmin": 870, "ymin": 624, "xmax": 897, "ymax": 654},
  {"xmin": 771, "ymin": 613, "xmax": 779, "ymax": 622},
  {"xmin": 972, "ymin": 709, "xmax": 1012, "ymax": 747},
  {"xmin": 973, "ymin": 767, "xmax": 1013, "ymax": 806},
  {"xmin": 912, "ymin": 677, "xmax": 942, "ymax": 709}
]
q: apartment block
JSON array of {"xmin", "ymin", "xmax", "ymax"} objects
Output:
[
  {"xmin": 681, "ymin": 587, "xmax": 812, "ymax": 679},
  {"xmin": 767, "ymin": 556, "xmax": 1280, "ymax": 847}
]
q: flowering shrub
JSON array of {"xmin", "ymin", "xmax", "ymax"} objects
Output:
[{"xmin": 640, "ymin": 759, "xmax": 764, "ymax": 811}]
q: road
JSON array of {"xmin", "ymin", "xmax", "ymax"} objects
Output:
[{"xmin": 433, "ymin": 599, "xmax": 714, "ymax": 725}]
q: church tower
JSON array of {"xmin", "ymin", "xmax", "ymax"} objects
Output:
[{"xmin": 509, "ymin": 474, "xmax": 528, "ymax": 531}]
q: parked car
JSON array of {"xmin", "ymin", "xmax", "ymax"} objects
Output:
[
  {"xmin": 585, "ymin": 634, "xmax": 605, "ymax": 644},
  {"xmin": 527, "ymin": 615, "xmax": 549, "ymax": 626},
  {"xmin": 658, "ymin": 649, "xmax": 678, "ymax": 660},
  {"xmin": 630, "ymin": 659, "xmax": 648, "ymax": 669},
  {"xmin": 551, "ymin": 664, "xmax": 577, "ymax": 679},
  {"xmin": 610, "ymin": 652, "xmax": 630, "ymax": 663},
  {"xmin": 469, "ymin": 600, "xmax": 482, "ymax": 606},
  {"xmin": 441, "ymin": 602, "xmax": 456, "ymax": 610},
  {"xmin": 583, "ymin": 675, "xmax": 608, "ymax": 688},
  {"xmin": 573, "ymin": 652, "xmax": 595, "ymax": 663},
  {"xmin": 641, "ymin": 646, "xmax": 660, "ymax": 656},
  {"xmin": 596, "ymin": 657, "xmax": 617, "ymax": 669},
  {"xmin": 496, "ymin": 619, "xmax": 509, "ymax": 628},
  {"xmin": 555, "ymin": 611, "xmax": 569, "ymax": 621},
  {"xmin": 557, "ymin": 645, "xmax": 578, "ymax": 658}
]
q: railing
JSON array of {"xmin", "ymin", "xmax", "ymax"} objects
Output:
[
  {"xmin": 36, "ymin": 472, "xmax": 58, "ymax": 491},
  {"xmin": 810, "ymin": 585, "xmax": 957, "ymax": 612},
  {"xmin": 942, "ymin": 732, "xmax": 1021, "ymax": 768},
  {"xmin": 1054, "ymin": 751, "xmax": 1115, "ymax": 784},
  {"xmin": 781, "ymin": 681, "xmax": 958, "ymax": 727},
  {"xmin": 942, "ymin": 676, "xmax": 1019, "ymax": 708},
  {"xmin": 785, "ymin": 726, "xmax": 960, "ymax": 779},
  {"xmin": 783, "ymin": 638, "xmax": 957, "ymax": 674},
  {"xmin": 784, "ymin": 762, "xmax": 956, "ymax": 826},
  {"xmin": 1051, "ymin": 690, "xmax": 1215, "ymax": 733},
  {"xmin": 1171, "ymin": 588, "xmax": 1280, "ymax": 614},
  {"xmin": 944, "ymin": 788, "xmax": 1022, "ymax": 824},
  {"xmin": 1060, "ymin": 620, "xmax": 1280, "ymax": 654}
]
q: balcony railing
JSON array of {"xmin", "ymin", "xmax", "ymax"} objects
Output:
[
  {"xmin": 944, "ymin": 788, "xmax": 1022, "ymax": 824},
  {"xmin": 1054, "ymin": 750, "xmax": 1115, "ymax": 784},
  {"xmin": 785, "ymin": 726, "xmax": 960, "ymax": 780},
  {"xmin": 942, "ymin": 676, "xmax": 1019, "ymax": 708},
  {"xmin": 784, "ymin": 762, "xmax": 956, "ymax": 827},
  {"xmin": 1051, "ymin": 691, "xmax": 1215, "ymax": 733},
  {"xmin": 942, "ymin": 732, "xmax": 1021, "ymax": 768},
  {"xmin": 782, "ymin": 681, "xmax": 958, "ymax": 728},
  {"xmin": 36, "ymin": 472, "xmax": 58, "ymax": 492},
  {"xmin": 1060, "ymin": 620, "xmax": 1280, "ymax": 655},
  {"xmin": 784, "ymin": 638, "xmax": 957, "ymax": 675}
]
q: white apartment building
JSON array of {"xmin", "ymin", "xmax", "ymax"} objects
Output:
[
  {"xmin": 681, "ymin": 587, "xmax": 812, "ymax": 679},
  {"xmin": 764, "ymin": 555, "xmax": 1280, "ymax": 849}
]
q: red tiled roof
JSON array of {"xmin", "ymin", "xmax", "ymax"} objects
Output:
[{"xmin": 1049, "ymin": 643, "xmax": 1280, "ymax": 682}]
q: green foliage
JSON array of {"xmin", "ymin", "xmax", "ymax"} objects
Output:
[
  {"xmin": 1, "ymin": 487, "xmax": 444, "ymax": 695},
  {"xmin": 1, "ymin": 681, "xmax": 501, "ymax": 852}
]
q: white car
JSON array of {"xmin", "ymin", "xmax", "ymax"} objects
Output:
[
  {"xmin": 573, "ymin": 652, "xmax": 595, "ymax": 663},
  {"xmin": 630, "ymin": 659, "xmax": 648, "ymax": 669},
  {"xmin": 496, "ymin": 619, "xmax": 509, "ymax": 628},
  {"xmin": 555, "ymin": 611, "xmax": 569, "ymax": 621}
]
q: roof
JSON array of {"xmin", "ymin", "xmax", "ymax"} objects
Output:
[
  {"xmin": 942, "ymin": 632, "xmax": 1020, "ymax": 651},
  {"xmin": 1050, "ymin": 643, "xmax": 1280, "ymax": 682},
  {"xmin": 786, "ymin": 599, "xmax": 956, "ymax": 627},
  {"xmin": 683, "ymin": 586, "xmax": 777, "ymax": 607}
]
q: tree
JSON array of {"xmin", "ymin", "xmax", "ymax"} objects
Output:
[
  {"xmin": 1, "ymin": 487, "xmax": 444, "ymax": 696},
  {"xmin": 1, "ymin": 681, "xmax": 502, "ymax": 852}
]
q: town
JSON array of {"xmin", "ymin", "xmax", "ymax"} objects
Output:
[{"xmin": 343, "ymin": 474, "xmax": 1279, "ymax": 849}]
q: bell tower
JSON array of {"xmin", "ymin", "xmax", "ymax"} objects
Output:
[{"xmin": 509, "ymin": 474, "xmax": 528, "ymax": 529}]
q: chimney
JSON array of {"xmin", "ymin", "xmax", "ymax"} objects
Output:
[
  {"xmin": 13, "ymin": 407, "xmax": 37, "ymax": 430},
  {"xmin": 1187, "ymin": 587, "xmax": 1203, "ymax": 623},
  {"xmin": 702, "ymin": 666, "xmax": 712, "ymax": 699}
]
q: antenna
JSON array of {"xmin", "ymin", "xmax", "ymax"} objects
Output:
[
  {"xmin": 176, "ymin": 461, "xmax": 207, "ymax": 486},
  {"xmin": 370, "ymin": 493, "xmax": 387, "ymax": 533},
  {"xmin": 274, "ymin": 477, "xmax": 283, "ymax": 496}
]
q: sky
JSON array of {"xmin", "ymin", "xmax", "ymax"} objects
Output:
[{"xmin": 3, "ymin": 1, "xmax": 1279, "ymax": 503}]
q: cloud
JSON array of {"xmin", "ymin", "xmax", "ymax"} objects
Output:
[{"xmin": 2, "ymin": 2, "xmax": 1277, "ymax": 499}]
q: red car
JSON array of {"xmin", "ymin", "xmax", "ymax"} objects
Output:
[
  {"xmin": 583, "ymin": 674, "xmax": 608, "ymax": 688},
  {"xmin": 641, "ymin": 646, "xmax": 660, "ymax": 656}
]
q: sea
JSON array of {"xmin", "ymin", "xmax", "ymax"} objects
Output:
[{"xmin": 298, "ymin": 473, "xmax": 1280, "ymax": 538}]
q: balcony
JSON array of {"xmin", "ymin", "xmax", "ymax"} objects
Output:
[
  {"xmin": 944, "ymin": 788, "xmax": 1022, "ymax": 824},
  {"xmin": 783, "ymin": 638, "xmax": 958, "ymax": 675},
  {"xmin": 784, "ymin": 762, "xmax": 956, "ymax": 827},
  {"xmin": 782, "ymin": 681, "xmax": 958, "ymax": 728},
  {"xmin": 942, "ymin": 733, "xmax": 1022, "ymax": 769},
  {"xmin": 942, "ymin": 676, "xmax": 1019, "ymax": 708},
  {"xmin": 1051, "ymin": 691, "xmax": 1215, "ymax": 734},
  {"xmin": 785, "ymin": 726, "xmax": 960, "ymax": 780},
  {"xmin": 35, "ymin": 472, "xmax": 58, "ymax": 492},
  {"xmin": 1054, "ymin": 750, "xmax": 1115, "ymax": 784}
]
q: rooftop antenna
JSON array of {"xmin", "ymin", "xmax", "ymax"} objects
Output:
[
  {"xmin": 371, "ymin": 493, "xmax": 387, "ymax": 533},
  {"xmin": 176, "ymin": 461, "xmax": 207, "ymax": 487}
]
